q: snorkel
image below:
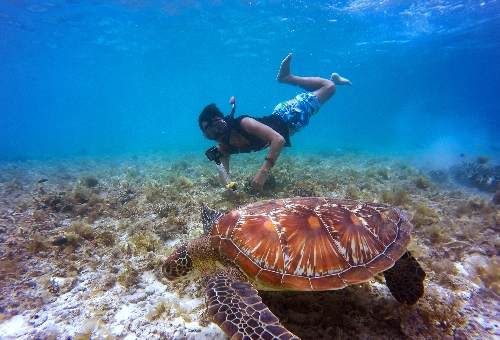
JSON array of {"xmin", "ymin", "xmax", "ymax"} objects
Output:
[
  {"xmin": 227, "ymin": 95, "xmax": 236, "ymax": 120},
  {"xmin": 204, "ymin": 96, "xmax": 238, "ymax": 193}
]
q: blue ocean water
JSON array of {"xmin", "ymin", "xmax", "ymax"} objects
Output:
[{"xmin": 1, "ymin": 0, "xmax": 499, "ymax": 164}]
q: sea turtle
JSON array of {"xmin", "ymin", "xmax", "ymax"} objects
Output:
[{"xmin": 162, "ymin": 197, "xmax": 425, "ymax": 340}]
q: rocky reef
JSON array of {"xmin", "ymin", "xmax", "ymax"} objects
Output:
[{"xmin": 450, "ymin": 162, "xmax": 500, "ymax": 192}]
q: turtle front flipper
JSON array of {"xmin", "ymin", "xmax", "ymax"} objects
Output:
[
  {"xmin": 206, "ymin": 275, "xmax": 300, "ymax": 340},
  {"xmin": 383, "ymin": 251, "xmax": 426, "ymax": 305}
]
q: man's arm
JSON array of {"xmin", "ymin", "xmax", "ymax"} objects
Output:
[
  {"xmin": 217, "ymin": 151, "xmax": 230, "ymax": 186},
  {"xmin": 239, "ymin": 117, "xmax": 286, "ymax": 191},
  {"xmin": 215, "ymin": 148, "xmax": 240, "ymax": 196}
]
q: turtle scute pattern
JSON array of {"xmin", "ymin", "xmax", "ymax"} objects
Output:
[
  {"xmin": 211, "ymin": 197, "xmax": 414, "ymax": 291},
  {"xmin": 207, "ymin": 275, "xmax": 299, "ymax": 340}
]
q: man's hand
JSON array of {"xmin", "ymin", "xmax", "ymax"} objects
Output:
[
  {"xmin": 251, "ymin": 170, "xmax": 268, "ymax": 191},
  {"xmin": 226, "ymin": 183, "xmax": 240, "ymax": 198}
]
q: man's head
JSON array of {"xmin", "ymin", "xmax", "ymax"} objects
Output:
[
  {"xmin": 199, "ymin": 104, "xmax": 223, "ymax": 130},
  {"xmin": 199, "ymin": 104, "xmax": 228, "ymax": 140}
]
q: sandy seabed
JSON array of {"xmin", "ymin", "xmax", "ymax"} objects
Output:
[{"xmin": 0, "ymin": 150, "xmax": 499, "ymax": 339}]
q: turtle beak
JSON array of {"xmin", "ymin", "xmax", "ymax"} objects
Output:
[{"xmin": 162, "ymin": 245, "xmax": 193, "ymax": 281}]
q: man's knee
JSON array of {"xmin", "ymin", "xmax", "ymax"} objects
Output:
[
  {"xmin": 315, "ymin": 81, "xmax": 336, "ymax": 104},
  {"xmin": 326, "ymin": 81, "xmax": 336, "ymax": 96}
]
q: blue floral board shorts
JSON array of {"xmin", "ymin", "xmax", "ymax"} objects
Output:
[{"xmin": 272, "ymin": 92, "xmax": 321, "ymax": 135}]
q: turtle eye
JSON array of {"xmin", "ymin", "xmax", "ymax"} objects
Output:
[{"xmin": 162, "ymin": 245, "xmax": 193, "ymax": 281}]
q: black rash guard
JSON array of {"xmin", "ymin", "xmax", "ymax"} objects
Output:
[{"xmin": 219, "ymin": 114, "xmax": 291, "ymax": 154}]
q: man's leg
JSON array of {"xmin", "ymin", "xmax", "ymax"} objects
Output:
[{"xmin": 276, "ymin": 54, "xmax": 351, "ymax": 105}]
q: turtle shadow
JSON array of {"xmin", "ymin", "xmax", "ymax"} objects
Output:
[{"xmin": 260, "ymin": 283, "xmax": 406, "ymax": 340}]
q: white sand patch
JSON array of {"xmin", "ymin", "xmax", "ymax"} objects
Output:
[
  {"xmin": 0, "ymin": 265, "xmax": 226, "ymax": 339},
  {"xmin": 0, "ymin": 315, "xmax": 28, "ymax": 337}
]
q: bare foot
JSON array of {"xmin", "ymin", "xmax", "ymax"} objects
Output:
[
  {"xmin": 330, "ymin": 73, "xmax": 352, "ymax": 86},
  {"xmin": 277, "ymin": 54, "xmax": 293, "ymax": 83}
]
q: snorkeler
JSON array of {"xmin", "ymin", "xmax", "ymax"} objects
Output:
[{"xmin": 199, "ymin": 53, "xmax": 351, "ymax": 195}]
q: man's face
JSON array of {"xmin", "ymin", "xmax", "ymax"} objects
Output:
[{"xmin": 202, "ymin": 117, "xmax": 228, "ymax": 141}]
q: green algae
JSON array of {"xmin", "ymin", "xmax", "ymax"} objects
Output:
[
  {"xmin": 412, "ymin": 204, "xmax": 440, "ymax": 227},
  {"xmin": 117, "ymin": 261, "xmax": 140, "ymax": 288},
  {"xmin": 380, "ymin": 189, "xmax": 412, "ymax": 206},
  {"xmin": 127, "ymin": 231, "xmax": 161, "ymax": 256}
]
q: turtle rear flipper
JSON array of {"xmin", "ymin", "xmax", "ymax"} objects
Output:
[
  {"xmin": 383, "ymin": 251, "xmax": 426, "ymax": 305},
  {"xmin": 206, "ymin": 275, "xmax": 300, "ymax": 340}
]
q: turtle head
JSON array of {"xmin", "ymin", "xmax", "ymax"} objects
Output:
[{"xmin": 162, "ymin": 245, "xmax": 193, "ymax": 281}]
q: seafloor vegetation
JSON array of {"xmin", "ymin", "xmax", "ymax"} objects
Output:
[{"xmin": 0, "ymin": 150, "xmax": 499, "ymax": 339}]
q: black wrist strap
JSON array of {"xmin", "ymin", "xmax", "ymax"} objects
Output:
[{"xmin": 265, "ymin": 157, "xmax": 275, "ymax": 167}]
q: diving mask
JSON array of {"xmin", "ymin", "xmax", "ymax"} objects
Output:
[{"xmin": 203, "ymin": 118, "xmax": 228, "ymax": 140}]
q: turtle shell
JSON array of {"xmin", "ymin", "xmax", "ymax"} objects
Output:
[{"xmin": 210, "ymin": 197, "xmax": 414, "ymax": 291}]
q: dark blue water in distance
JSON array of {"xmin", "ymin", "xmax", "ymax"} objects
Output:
[{"xmin": 1, "ymin": 0, "xmax": 499, "ymax": 166}]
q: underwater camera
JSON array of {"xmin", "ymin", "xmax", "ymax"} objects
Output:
[{"xmin": 205, "ymin": 146, "xmax": 223, "ymax": 165}]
